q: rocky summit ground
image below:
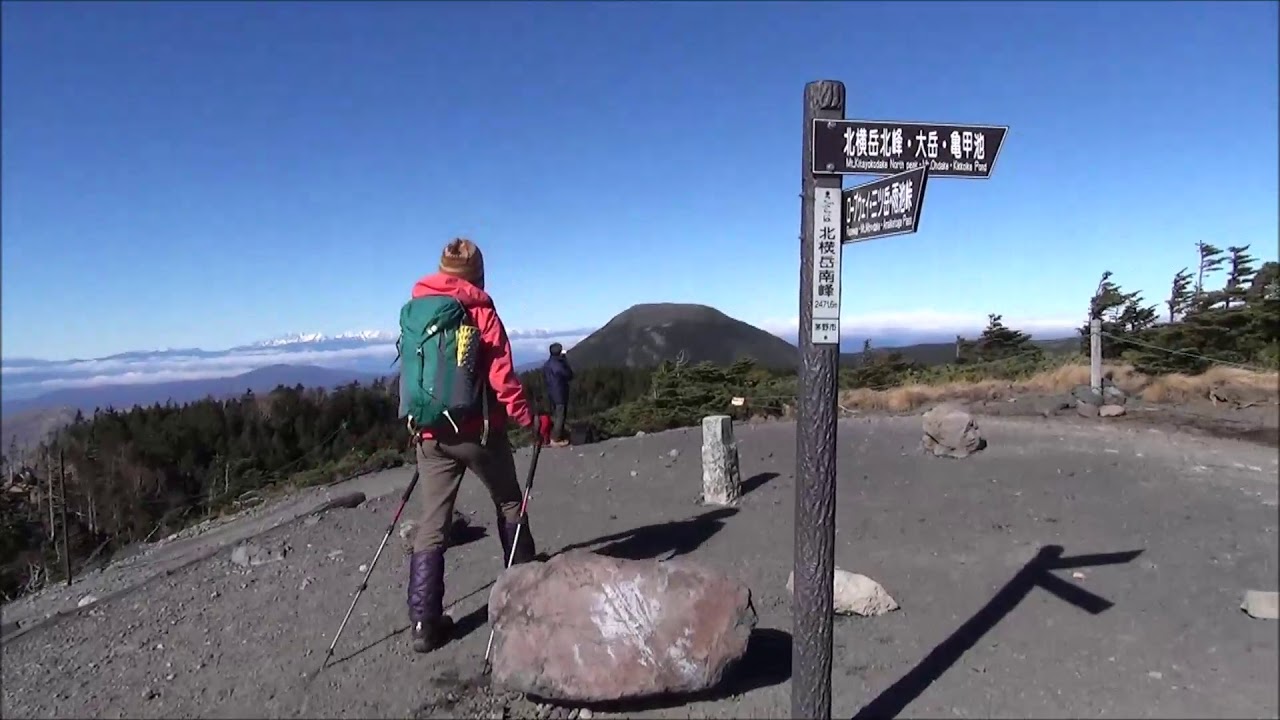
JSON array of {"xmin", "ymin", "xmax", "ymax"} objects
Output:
[{"xmin": 2, "ymin": 414, "xmax": 1278, "ymax": 719}]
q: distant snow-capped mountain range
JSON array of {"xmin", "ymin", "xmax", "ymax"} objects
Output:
[
  {"xmin": 0, "ymin": 327, "xmax": 594, "ymax": 406},
  {"xmin": 250, "ymin": 330, "xmax": 398, "ymax": 348}
]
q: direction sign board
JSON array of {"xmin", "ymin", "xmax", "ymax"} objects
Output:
[
  {"xmin": 812, "ymin": 119, "xmax": 1007, "ymax": 179},
  {"xmin": 842, "ymin": 165, "xmax": 929, "ymax": 244}
]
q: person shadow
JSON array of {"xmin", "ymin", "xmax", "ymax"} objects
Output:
[{"xmin": 555, "ymin": 507, "xmax": 740, "ymax": 562}]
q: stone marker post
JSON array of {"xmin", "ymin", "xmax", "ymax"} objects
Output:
[
  {"xmin": 1089, "ymin": 317, "xmax": 1102, "ymax": 396},
  {"xmin": 700, "ymin": 415, "xmax": 741, "ymax": 506}
]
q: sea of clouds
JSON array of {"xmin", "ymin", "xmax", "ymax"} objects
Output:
[
  {"xmin": 0, "ymin": 327, "xmax": 595, "ymax": 399},
  {"xmin": 756, "ymin": 309, "xmax": 1081, "ymax": 346},
  {"xmin": 1, "ymin": 310, "xmax": 1080, "ymax": 400}
]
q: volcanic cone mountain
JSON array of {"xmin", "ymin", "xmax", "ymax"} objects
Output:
[{"xmin": 567, "ymin": 303, "xmax": 798, "ymax": 370}]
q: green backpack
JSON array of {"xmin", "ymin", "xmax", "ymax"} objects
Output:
[{"xmin": 396, "ymin": 295, "xmax": 490, "ymax": 438}]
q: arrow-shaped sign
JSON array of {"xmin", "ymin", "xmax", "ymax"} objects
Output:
[
  {"xmin": 842, "ymin": 165, "xmax": 930, "ymax": 244},
  {"xmin": 813, "ymin": 119, "xmax": 1008, "ymax": 179}
]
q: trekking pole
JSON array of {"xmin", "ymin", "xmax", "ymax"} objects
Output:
[
  {"xmin": 315, "ymin": 467, "xmax": 421, "ymax": 677},
  {"xmin": 482, "ymin": 434, "xmax": 544, "ymax": 675}
]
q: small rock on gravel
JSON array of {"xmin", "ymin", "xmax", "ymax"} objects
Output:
[
  {"xmin": 787, "ymin": 568, "xmax": 899, "ymax": 616},
  {"xmin": 414, "ymin": 673, "xmax": 544, "ymax": 719},
  {"xmin": 231, "ymin": 540, "xmax": 288, "ymax": 568},
  {"xmin": 1099, "ymin": 404, "xmax": 1127, "ymax": 418},
  {"xmin": 1241, "ymin": 590, "xmax": 1279, "ymax": 619},
  {"xmin": 77, "ymin": 594, "xmax": 98, "ymax": 608},
  {"xmin": 311, "ymin": 491, "xmax": 367, "ymax": 514},
  {"xmin": 921, "ymin": 403, "xmax": 986, "ymax": 459},
  {"xmin": 1103, "ymin": 385, "xmax": 1128, "ymax": 404},
  {"xmin": 1076, "ymin": 401, "xmax": 1100, "ymax": 419}
]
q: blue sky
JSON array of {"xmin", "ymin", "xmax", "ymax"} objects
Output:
[{"xmin": 3, "ymin": 0, "xmax": 1277, "ymax": 362}]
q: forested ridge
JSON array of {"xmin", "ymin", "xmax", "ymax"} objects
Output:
[{"xmin": 1, "ymin": 249, "xmax": 1275, "ymax": 602}]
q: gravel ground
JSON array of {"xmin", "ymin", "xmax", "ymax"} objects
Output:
[
  {"xmin": 0, "ymin": 468, "xmax": 413, "ymax": 640},
  {"xmin": 2, "ymin": 414, "xmax": 1277, "ymax": 719}
]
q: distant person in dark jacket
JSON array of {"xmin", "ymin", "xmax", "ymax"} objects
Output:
[{"xmin": 542, "ymin": 343, "xmax": 574, "ymax": 448}]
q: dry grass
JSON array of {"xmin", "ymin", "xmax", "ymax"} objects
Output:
[
  {"xmin": 1140, "ymin": 365, "xmax": 1280, "ymax": 404},
  {"xmin": 839, "ymin": 362, "xmax": 1280, "ymax": 414}
]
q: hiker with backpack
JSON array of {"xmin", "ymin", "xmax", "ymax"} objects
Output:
[
  {"xmin": 397, "ymin": 237, "xmax": 552, "ymax": 654},
  {"xmin": 542, "ymin": 342, "xmax": 574, "ymax": 448}
]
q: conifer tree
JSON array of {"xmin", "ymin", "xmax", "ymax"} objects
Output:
[{"xmin": 1166, "ymin": 267, "xmax": 1193, "ymax": 322}]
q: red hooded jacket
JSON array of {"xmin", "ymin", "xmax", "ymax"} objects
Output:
[{"xmin": 410, "ymin": 273, "xmax": 534, "ymax": 440}]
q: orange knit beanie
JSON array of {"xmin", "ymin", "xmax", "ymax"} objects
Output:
[{"xmin": 438, "ymin": 238, "xmax": 485, "ymax": 287}]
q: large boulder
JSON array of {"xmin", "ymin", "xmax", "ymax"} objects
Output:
[
  {"xmin": 487, "ymin": 550, "xmax": 757, "ymax": 702},
  {"xmin": 921, "ymin": 403, "xmax": 986, "ymax": 458}
]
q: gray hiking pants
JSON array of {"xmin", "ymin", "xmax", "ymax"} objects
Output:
[{"xmin": 412, "ymin": 432, "xmax": 524, "ymax": 553}]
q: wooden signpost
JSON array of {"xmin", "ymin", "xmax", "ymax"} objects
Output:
[{"xmin": 795, "ymin": 80, "xmax": 1007, "ymax": 720}]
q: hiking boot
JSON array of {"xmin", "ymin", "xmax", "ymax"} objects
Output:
[
  {"xmin": 411, "ymin": 616, "xmax": 454, "ymax": 654},
  {"xmin": 407, "ymin": 548, "xmax": 451, "ymax": 653},
  {"xmin": 496, "ymin": 515, "xmax": 537, "ymax": 567}
]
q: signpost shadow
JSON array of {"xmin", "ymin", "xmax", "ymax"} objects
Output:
[{"xmin": 849, "ymin": 545, "xmax": 1144, "ymax": 720}]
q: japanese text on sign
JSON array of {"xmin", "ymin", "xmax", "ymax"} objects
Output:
[
  {"xmin": 842, "ymin": 165, "xmax": 929, "ymax": 244},
  {"xmin": 842, "ymin": 127, "xmax": 985, "ymax": 163},
  {"xmin": 811, "ymin": 187, "xmax": 841, "ymax": 345},
  {"xmin": 811, "ymin": 319, "xmax": 839, "ymax": 345},
  {"xmin": 846, "ymin": 177, "xmax": 915, "ymax": 224},
  {"xmin": 812, "ymin": 120, "xmax": 1007, "ymax": 179}
]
